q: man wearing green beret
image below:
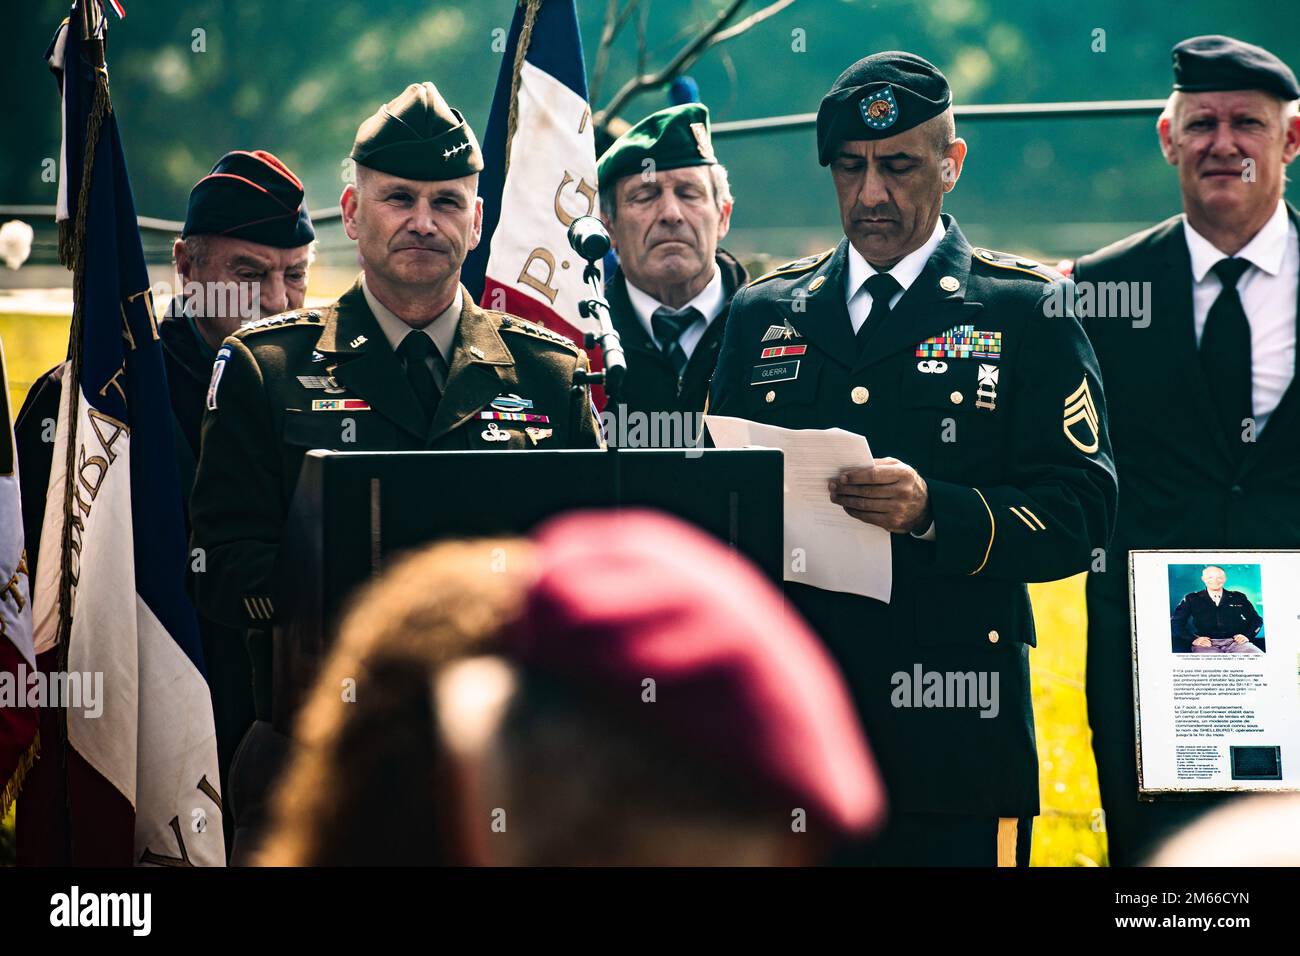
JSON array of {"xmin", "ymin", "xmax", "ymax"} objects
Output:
[
  {"xmin": 597, "ymin": 104, "xmax": 747, "ymax": 444},
  {"xmin": 188, "ymin": 82, "xmax": 602, "ymax": 860},
  {"xmin": 709, "ymin": 52, "xmax": 1118, "ymax": 866}
]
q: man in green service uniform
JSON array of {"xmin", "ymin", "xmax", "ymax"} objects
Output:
[
  {"xmin": 188, "ymin": 82, "xmax": 602, "ymax": 859},
  {"xmin": 596, "ymin": 104, "xmax": 746, "ymax": 443},
  {"xmin": 708, "ymin": 52, "xmax": 1118, "ymax": 866}
]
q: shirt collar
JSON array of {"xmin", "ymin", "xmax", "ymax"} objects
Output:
[
  {"xmin": 362, "ymin": 273, "xmax": 460, "ymax": 361},
  {"xmin": 1183, "ymin": 199, "xmax": 1290, "ymax": 282},
  {"xmin": 624, "ymin": 263, "xmax": 726, "ymax": 337},
  {"xmin": 845, "ymin": 217, "xmax": 947, "ymax": 304}
]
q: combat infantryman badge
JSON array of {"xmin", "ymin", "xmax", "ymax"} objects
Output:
[{"xmin": 1063, "ymin": 377, "xmax": 1100, "ymax": 453}]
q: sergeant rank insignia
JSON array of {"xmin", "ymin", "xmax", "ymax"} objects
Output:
[
  {"xmin": 1063, "ymin": 377, "xmax": 1100, "ymax": 453},
  {"xmin": 915, "ymin": 324, "xmax": 1002, "ymax": 361}
]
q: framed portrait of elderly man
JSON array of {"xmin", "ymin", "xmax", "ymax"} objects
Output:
[{"xmin": 1130, "ymin": 551, "xmax": 1300, "ymax": 795}]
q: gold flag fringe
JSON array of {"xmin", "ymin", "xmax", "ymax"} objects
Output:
[{"xmin": 1, "ymin": 730, "xmax": 41, "ymax": 820}]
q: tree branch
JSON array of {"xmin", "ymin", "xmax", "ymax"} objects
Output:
[
  {"xmin": 595, "ymin": 0, "xmax": 749, "ymax": 129},
  {"xmin": 590, "ymin": 0, "xmax": 641, "ymax": 107},
  {"xmin": 707, "ymin": 0, "xmax": 797, "ymax": 47}
]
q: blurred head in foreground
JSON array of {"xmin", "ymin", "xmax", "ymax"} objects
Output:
[
  {"xmin": 259, "ymin": 509, "xmax": 883, "ymax": 866},
  {"xmin": 1148, "ymin": 794, "xmax": 1300, "ymax": 866}
]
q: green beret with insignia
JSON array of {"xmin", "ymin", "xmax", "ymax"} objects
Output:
[
  {"xmin": 597, "ymin": 103, "xmax": 718, "ymax": 188},
  {"xmin": 816, "ymin": 51, "xmax": 952, "ymax": 165},
  {"xmin": 351, "ymin": 82, "xmax": 484, "ymax": 181}
]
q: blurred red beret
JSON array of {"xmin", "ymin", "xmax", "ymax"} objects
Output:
[{"xmin": 504, "ymin": 509, "xmax": 886, "ymax": 839}]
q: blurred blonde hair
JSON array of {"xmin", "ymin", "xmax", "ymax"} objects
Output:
[{"xmin": 256, "ymin": 537, "xmax": 535, "ymax": 866}]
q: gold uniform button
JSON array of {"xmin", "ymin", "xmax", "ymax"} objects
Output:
[
  {"xmin": 765, "ymin": 390, "xmax": 776, "ymax": 403},
  {"xmin": 988, "ymin": 629, "xmax": 1000, "ymax": 644},
  {"xmin": 851, "ymin": 386, "xmax": 870, "ymax": 405},
  {"xmin": 950, "ymin": 390, "xmax": 964, "ymax": 405},
  {"xmin": 939, "ymin": 275, "xmax": 960, "ymax": 293}
]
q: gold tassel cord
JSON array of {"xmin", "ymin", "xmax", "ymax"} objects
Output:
[
  {"xmin": 503, "ymin": 0, "xmax": 542, "ymax": 179},
  {"xmin": 1, "ymin": 730, "xmax": 41, "ymax": 820}
]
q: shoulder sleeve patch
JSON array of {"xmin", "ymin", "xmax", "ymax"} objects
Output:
[
  {"xmin": 748, "ymin": 247, "xmax": 835, "ymax": 287},
  {"xmin": 207, "ymin": 344, "xmax": 232, "ymax": 411}
]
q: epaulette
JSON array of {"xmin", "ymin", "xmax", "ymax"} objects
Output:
[
  {"xmin": 970, "ymin": 248, "xmax": 1057, "ymax": 283},
  {"xmin": 498, "ymin": 314, "xmax": 579, "ymax": 352},
  {"xmin": 239, "ymin": 309, "xmax": 324, "ymax": 335},
  {"xmin": 748, "ymin": 247, "xmax": 835, "ymax": 286}
]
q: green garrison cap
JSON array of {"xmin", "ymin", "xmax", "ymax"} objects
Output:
[
  {"xmin": 350, "ymin": 82, "xmax": 484, "ymax": 181},
  {"xmin": 597, "ymin": 103, "xmax": 718, "ymax": 187}
]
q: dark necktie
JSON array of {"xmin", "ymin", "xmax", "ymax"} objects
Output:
[
  {"xmin": 1200, "ymin": 257, "xmax": 1253, "ymax": 453},
  {"xmin": 651, "ymin": 305, "xmax": 700, "ymax": 377},
  {"xmin": 856, "ymin": 272, "xmax": 901, "ymax": 350},
  {"xmin": 396, "ymin": 330, "xmax": 443, "ymax": 422}
]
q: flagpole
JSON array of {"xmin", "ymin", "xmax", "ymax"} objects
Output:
[{"xmin": 53, "ymin": 2, "xmax": 114, "ymax": 861}]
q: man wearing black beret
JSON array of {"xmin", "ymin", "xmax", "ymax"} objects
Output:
[
  {"xmin": 709, "ymin": 51, "xmax": 1118, "ymax": 865},
  {"xmin": 596, "ymin": 104, "xmax": 747, "ymax": 443},
  {"xmin": 168, "ymin": 149, "xmax": 318, "ymax": 460},
  {"xmin": 188, "ymin": 82, "xmax": 603, "ymax": 860},
  {"xmin": 1073, "ymin": 35, "xmax": 1300, "ymax": 865}
]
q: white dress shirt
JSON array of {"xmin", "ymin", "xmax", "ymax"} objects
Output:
[
  {"xmin": 624, "ymin": 265, "xmax": 726, "ymax": 360},
  {"xmin": 845, "ymin": 218, "xmax": 947, "ymax": 333},
  {"xmin": 1183, "ymin": 200, "xmax": 1298, "ymax": 432},
  {"xmin": 362, "ymin": 274, "xmax": 460, "ymax": 389},
  {"xmin": 843, "ymin": 218, "xmax": 948, "ymax": 541}
]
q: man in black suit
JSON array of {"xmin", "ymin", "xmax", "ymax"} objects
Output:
[
  {"xmin": 597, "ymin": 104, "xmax": 747, "ymax": 444},
  {"xmin": 1169, "ymin": 566, "xmax": 1264, "ymax": 654},
  {"xmin": 710, "ymin": 52, "xmax": 1116, "ymax": 866},
  {"xmin": 1073, "ymin": 35, "xmax": 1300, "ymax": 864}
]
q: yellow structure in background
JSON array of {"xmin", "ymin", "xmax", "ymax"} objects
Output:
[{"xmin": 0, "ymin": 309, "xmax": 1111, "ymax": 867}]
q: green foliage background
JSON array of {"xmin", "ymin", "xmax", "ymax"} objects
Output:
[{"xmin": 4, "ymin": 0, "xmax": 1298, "ymax": 262}]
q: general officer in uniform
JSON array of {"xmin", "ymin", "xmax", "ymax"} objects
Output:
[
  {"xmin": 708, "ymin": 52, "xmax": 1118, "ymax": 866},
  {"xmin": 189, "ymin": 82, "xmax": 602, "ymax": 860},
  {"xmin": 597, "ymin": 104, "xmax": 747, "ymax": 443},
  {"xmin": 1073, "ymin": 36, "xmax": 1300, "ymax": 865}
]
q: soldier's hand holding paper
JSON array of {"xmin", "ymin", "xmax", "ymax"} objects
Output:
[{"xmin": 829, "ymin": 457, "xmax": 932, "ymax": 535}]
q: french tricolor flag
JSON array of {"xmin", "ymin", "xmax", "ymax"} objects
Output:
[
  {"xmin": 462, "ymin": 0, "xmax": 603, "ymax": 383},
  {"xmin": 23, "ymin": 6, "xmax": 224, "ymax": 866}
]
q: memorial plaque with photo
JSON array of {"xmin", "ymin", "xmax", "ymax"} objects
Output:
[{"xmin": 1130, "ymin": 551, "xmax": 1300, "ymax": 794}]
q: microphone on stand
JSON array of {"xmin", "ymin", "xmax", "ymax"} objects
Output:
[
  {"xmin": 566, "ymin": 216, "xmax": 611, "ymax": 261},
  {"xmin": 566, "ymin": 216, "xmax": 625, "ymax": 398}
]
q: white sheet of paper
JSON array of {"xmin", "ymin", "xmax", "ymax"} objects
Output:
[{"xmin": 705, "ymin": 415, "xmax": 892, "ymax": 602}]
